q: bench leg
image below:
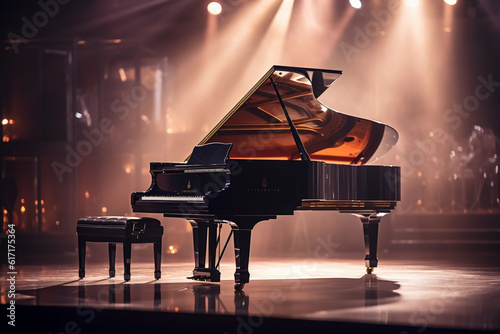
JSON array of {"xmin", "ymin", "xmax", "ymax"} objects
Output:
[
  {"xmin": 78, "ymin": 238, "xmax": 86, "ymax": 278},
  {"xmin": 154, "ymin": 239, "xmax": 162, "ymax": 280},
  {"xmin": 123, "ymin": 241, "xmax": 132, "ymax": 281},
  {"xmin": 108, "ymin": 243, "xmax": 116, "ymax": 277}
]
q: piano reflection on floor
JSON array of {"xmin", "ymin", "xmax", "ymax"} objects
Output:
[
  {"xmin": 132, "ymin": 65, "xmax": 401, "ymax": 290},
  {"xmin": 18, "ymin": 276, "xmax": 399, "ymax": 316}
]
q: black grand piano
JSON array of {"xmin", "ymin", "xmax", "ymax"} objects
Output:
[{"xmin": 132, "ymin": 65, "xmax": 400, "ymax": 290}]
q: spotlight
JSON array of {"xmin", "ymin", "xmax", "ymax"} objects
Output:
[
  {"xmin": 405, "ymin": 0, "xmax": 419, "ymax": 7},
  {"xmin": 349, "ymin": 0, "xmax": 362, "ymax": 9},
  {"xmin": 207, "ymin": 2, "xmax": 222, "ymax": 15},
  {"xmin": 444, "ymin": 0, "xmax": 457, "ymax": 5}
]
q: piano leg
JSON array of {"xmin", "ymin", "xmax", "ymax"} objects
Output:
[
  {"xmin": 354, "ymin": 213, "xmax": 386, "ymax": 274},
  {"xmin": 233, "ymin": 227, "xmax": 252, "ymax": 290},
  {"xmin": 154, "ymin": 239, "xmax": 162, "ymax": 280},
  {"xmin": 230, "ymin": 216, "xmax": 272, "ymax": 290},
  {"xmin": 188, "ymin": 220, "xmax": 221, "ymax": 282},
  {"xmin": 208, "ymin": 222, "xmax": 218, "ymax": 273},
  {"xmin": 189, "ymin": 220, "xmax": 207, "ymax": 271}
]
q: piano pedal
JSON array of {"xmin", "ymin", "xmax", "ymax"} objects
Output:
[{"xmin": 234, "ymin": 283, "xmax": 246, "ymax": 291}]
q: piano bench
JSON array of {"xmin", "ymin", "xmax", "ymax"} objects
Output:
[{"xmin": 76, "ymin": 216, "xmax": 163, "ymax": 281}]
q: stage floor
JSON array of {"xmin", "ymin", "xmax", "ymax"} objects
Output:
[{"xmin": 2, "ymin": 255, "xmax": 500, "ymax": 333}]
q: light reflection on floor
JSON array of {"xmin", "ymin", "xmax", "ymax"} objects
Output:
[{"xmin": 3, "ymin": 258, "xmax": 500, "ymax": 331}]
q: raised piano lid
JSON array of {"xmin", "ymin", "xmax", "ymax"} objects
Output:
[{"xmin": 196, "ymin": 65, "xmax": 398, "ymax": 165}]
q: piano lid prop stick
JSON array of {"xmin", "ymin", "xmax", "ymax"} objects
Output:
[{"xmin": 269, "ymin": 76, "xmax": 311, "ymax": 162}]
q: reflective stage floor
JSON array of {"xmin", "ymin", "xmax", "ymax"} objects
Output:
[{"xmin": 2, "ymin": 253, "xmax": 500, "ymax": 334}]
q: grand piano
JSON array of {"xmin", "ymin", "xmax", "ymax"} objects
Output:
[{"xmin": 132, "ymin": 65, "xmax": 400, "ymax": 290}]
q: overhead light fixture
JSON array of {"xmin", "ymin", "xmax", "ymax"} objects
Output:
[
  {"xmin": 444, "ymin": 0, "xmax": 457, "ymax": 5},
  {"xmin": 349, "ymin": 0, "xmax": 362, "ymax": 9},
  {"xmin": 207, "ymin": 2, "xmax": 222, "ymax": 16}
]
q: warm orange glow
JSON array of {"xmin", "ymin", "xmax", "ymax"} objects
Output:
[
  {"xmin": 417, "ymin": 199, "xmax": 422, "ymax": 205},
  {"xmin": 21, "ymin": 198, "xmax": 25, "ymax": 204},
  {"xmin": 85, "ymin": 191, "xmax": 90, "ymax": 199},
  {"xmin": 56, "ymin": 221, "xmax": 60, "ymax": 226},
  {"xmin": 2, "ymin": 118, "xmax": 8, "ymax": 125},
  {"xmin": 207, "ymin": 2, "xmax": 222, "ymax": 15},
  {"xmin": 444, "ymin": 0, "xmax": 457, "ymax": 5},
  {"xmin": 3, "ymin": 209, "xmax": 7, "ymax": 214},
  {"xmin": 124, "ymin": 165, "xmax": 133, "ymax": 174},
  {"xmin": 102, "ymin": 207, "xmax": 108, "ymax": 213},
  {"xmin": 168, "ymin": 245, "xmax": 178, "ymax": 254},
  {"xmin": 20, "ymin": 206, "xmax": 26, "ymax": 213},
  {"xmin": 119, "ymin": 67, "xmax": 127, "ymax": 82},
  {"xmin": 3, "ymin": 136, "xmax": 9, "ymax": 142}
]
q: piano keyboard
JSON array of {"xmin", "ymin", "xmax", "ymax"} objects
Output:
[{"xmin": 141, "ymin": 195, "xmax": 205, "ymax": 203}]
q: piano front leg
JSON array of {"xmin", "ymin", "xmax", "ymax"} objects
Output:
[
  {"xmin": 188, "ymin": 219, "xmax": 221, "ymax": 282},
  {"xmin": 189, "ymin": 220, "xmax": 206, "ymax": 271},
  {"xmin": 353, "ymin": 212, "xmax": 387, "ymax": 274}
]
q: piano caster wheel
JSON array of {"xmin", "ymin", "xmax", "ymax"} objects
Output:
[
  {"xmin": 366, "ymin": 267, "xmax": 374, "ymax": 274},
  {"xmin": 234, "ymin": 283, "xmax": 246, "ymax": 291}
]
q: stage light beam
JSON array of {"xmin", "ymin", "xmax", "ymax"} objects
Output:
[{"xmin": 406, "ymin": 0, "xmax": 419, "ymax": 7}]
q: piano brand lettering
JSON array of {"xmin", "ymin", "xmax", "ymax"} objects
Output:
[
  {"xmin": 261, "ymin": 178, "xmax": 268, "ymax": 188},
  {"xmin": 7, "ymin": 0, "xmax": 72, "ymax": 54}
]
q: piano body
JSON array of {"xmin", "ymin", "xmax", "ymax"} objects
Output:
[{"xmin": 132, "ymin": 65, "xmax": 400, "ymax": 290}]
